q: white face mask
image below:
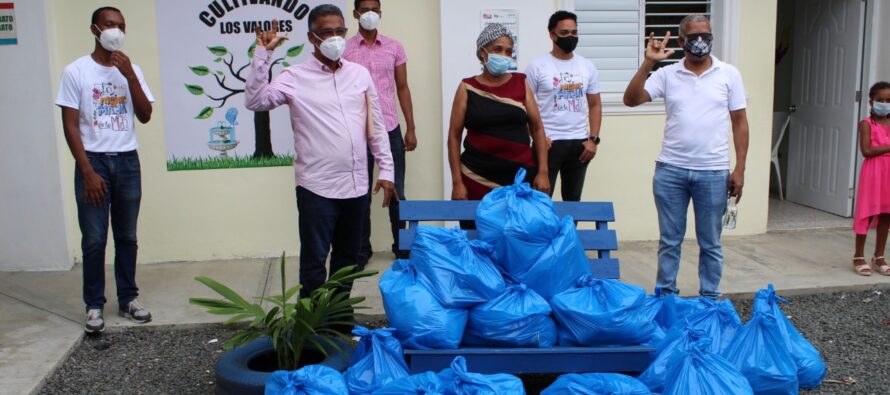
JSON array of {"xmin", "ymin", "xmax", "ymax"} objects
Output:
[
  {"xmin": 94, "ymin": 25, "xmax": 125, "ymax": 52},
  {"xmin": 359, "ymin": 11, "xmax": 380, "ymax": 31},
  {"xmin": 314, "ymin": 34, "xmax": 346, "ymax": 61}
]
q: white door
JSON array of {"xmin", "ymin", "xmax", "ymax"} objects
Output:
[{"xmin": 786, "ymin": 0, "xmax": 864, "ymax": 216}]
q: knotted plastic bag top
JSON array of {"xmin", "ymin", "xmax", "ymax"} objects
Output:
[{"xmin": 265, "ymin": 365, "xmax": 349, "ymax": 395}]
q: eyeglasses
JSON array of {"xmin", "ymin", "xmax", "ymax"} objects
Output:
[
  {"xmin": 313, "ymin": 28, "xmax": 349, "ymax": 39},
  {"xmin": 684, "ymin": 32, "xmax": 713, "ymax": 42}
]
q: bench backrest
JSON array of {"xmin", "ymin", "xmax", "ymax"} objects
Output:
[{"xmin": 398, "ymin": 200, "xmax": 620, "ymax": 279}]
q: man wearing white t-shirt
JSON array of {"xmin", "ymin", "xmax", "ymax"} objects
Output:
[
  {"xmin": 526, "ymin": 10, "xmax": 602, "ymax": 202},
  {"xmin": 56, "ymin": 6, "xmax": 154, "ymax": 333},
  {"xmin": 623, "ymin": 15, "xmax": 749, "ymax": 298}
]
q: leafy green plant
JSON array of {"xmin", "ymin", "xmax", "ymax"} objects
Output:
[{"xmin": 189, "ymin": 252, "xmax": 376, "ymax": 370}]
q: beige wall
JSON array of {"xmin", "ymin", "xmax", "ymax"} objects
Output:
[
  {"xmin": 45, "ymin": 0, "xmax": 775, "ymax": 264},
  {"xmin": 49, "ymin": 0, "xmax": 444, "ymax": 263}
]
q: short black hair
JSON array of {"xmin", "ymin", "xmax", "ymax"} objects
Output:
[
  {"xmin": 308, "ymin": 4, "xmax": 344, "ymax": 31},
  {"xmin": 869, "ymin": 81, "xmax": 890, "ymax": 100},
  {"xmin": 354, "ymin": 0, "xmax": 380, "ymax": 10},
  {"xmin": 91, "ymin": 6, "xmax": 121, "ymax": 25},
  {"xmin": 548, "ymin": 10, "xmax": 576, "ymax": 31}
]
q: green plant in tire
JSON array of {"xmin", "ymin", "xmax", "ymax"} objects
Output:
[{"xmin": 189, "ymin": 252, "xmax": 377, "ymax": 370}]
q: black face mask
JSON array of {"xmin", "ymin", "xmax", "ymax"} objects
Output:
[{"xmin": 554, "ymin": 36, "xmax": 579, "ymax": 53}]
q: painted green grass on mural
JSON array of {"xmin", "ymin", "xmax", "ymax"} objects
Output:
[{"xmin": 166, "ymin": 154, "xmax": 293, "ymax": 171}]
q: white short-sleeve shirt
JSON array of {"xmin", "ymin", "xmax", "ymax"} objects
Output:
[
  {"xmin": 644, "ymin": 56, "xmax": 746, "ymax": 170},
  {"xmin": 55, "ymin": 55, "xmax": 154, "ymax": 152},
  {"xmin": 526, "ymin": 54, "xmax": 600, "ymax": 141}
]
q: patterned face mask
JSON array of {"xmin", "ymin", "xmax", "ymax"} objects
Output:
[{"xmin": 683, "ymin": 34, "xmax": 712, "ymax": 58}]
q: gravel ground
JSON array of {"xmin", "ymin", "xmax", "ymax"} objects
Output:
[{"xmin": 40, "ymin": 289, "xmax": 890, "ymax": 394}]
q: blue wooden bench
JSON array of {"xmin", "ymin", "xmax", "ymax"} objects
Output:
[{"xmin": 397, "ymin": 200, "xmax": 653, "ymax": 375}]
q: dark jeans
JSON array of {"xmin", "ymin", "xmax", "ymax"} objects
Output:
[
  {"xmin": 547, "ymin": 139, "xmax": 590, "ymax": 201},
  {"xmin": 360, "ymin": 126, "xmax": 407, "ymax": 261},
  {"xmin": 296, "ymin": 186, "xmax": 369, "ymax": 298},
  {"xmin": 75, "ymin": 151, "xmax": 141, "ymax": 311}
]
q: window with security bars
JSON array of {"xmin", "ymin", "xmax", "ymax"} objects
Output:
[
  {"xmin": 644, "ymin": 0, "xmax": 712, "ymax": 72},
  {"xmin": 573, "ymin": 0, "xmax": 721, "ymax": 106}
]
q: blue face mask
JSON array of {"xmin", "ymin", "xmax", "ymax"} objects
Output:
[
  {"xmin": 873, "ymin": 101, "xmax": 890, "ymax": 117},
  {"xmin": 483, "ymin": 51, "xmax": 512, "ymax": 76}
]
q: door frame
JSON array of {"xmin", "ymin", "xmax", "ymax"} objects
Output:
[
  {"xmin": 853, "ymin": 0, "xmax": 879, "ymax": 203},
  {"xmin": 776, "ymin": 0, "xmax": 872, "ymax": 217}
]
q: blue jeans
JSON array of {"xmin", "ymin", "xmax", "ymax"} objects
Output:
[
  {"xmin": 652, "ymin": 162, "xmax": 729, "ymax": 298},
  {"xmin": 75, "ymin": 151, "xmax": 142, "ymax": 311},
  {"xmin": 360, "ymin": 126, "xmax": 407, "ymax": 261},
  {"xmin": 296, "ymin": 186, "xmax": 368, "ymax": 297}
]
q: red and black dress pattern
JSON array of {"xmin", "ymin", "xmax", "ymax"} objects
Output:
[{"xmin": 459, "ymin": 73, "xmax": 537, "ymax": 200}]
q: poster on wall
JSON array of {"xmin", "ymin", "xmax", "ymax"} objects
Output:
[
  {"xmin": 156, "ymin": 0, "xmax": 345, "ymax": 171},
  {"xmin": 0, "ymin": 3, "xmax": 16, "ymax": 45},
  {"xmin": 480, "ymin": 9, "xmax": 518, "ymax": 71}
]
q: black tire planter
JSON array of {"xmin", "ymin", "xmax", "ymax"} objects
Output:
[{"xmin": 215, "ymin": 337, "xmax": 353, "ymax": 395}]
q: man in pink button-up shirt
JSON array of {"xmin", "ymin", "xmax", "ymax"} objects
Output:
[
  {"xmin": 245, "ymin": 4, "xmax": 395, "ymax": 297},
  {"xmin": 344, "ymin": 0, "xmax": 417, "ymax": 265}
]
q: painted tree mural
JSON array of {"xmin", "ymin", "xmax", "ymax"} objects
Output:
[{"xmin": 185, "ymin": 42, "xmax": 303, "ymax": 158}]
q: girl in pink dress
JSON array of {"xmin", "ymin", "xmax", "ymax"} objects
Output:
[{"xmin": 853, "ymin": 81, "xmax": 890, "ymax": 276}]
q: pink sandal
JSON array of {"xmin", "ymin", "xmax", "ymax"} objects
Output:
[
  {"xmin": 853, "ymin": 257, "xmax": 873, "ymax": 276},
  {"xmin": 871, "ymin": 256, "xmax": 890, "ymax": 276}
]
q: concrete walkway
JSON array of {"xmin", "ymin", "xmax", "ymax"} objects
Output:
[{"xmin": 2, "ymin": 227, "xmax": 890, "ymax": 395}]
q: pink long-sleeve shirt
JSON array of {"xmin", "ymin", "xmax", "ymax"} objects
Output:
[{"xmin": 245, "ymin": 46, "xmax": 394, "ymax": 199}]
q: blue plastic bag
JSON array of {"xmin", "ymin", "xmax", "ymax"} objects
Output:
[
  {"xmin": 550, "ymin": 275, "xmax": 656, "ymax": 346},
  {"xmin": 657, "ymin": 298, "xmax": 741, "ymax": 357},
  {"xmin": 463, "ymin": 283, "xmax": 557, "ymax": 347},
  {"xmin": 410, "ymin": 226, "xmax": 505, "ymax": 308},
  {"xmin": 640, "ymin": 295, "xmax": 667, "ymax": 349},
  {"xmin": 437, "ymin": 356, "xmax": 525, "ymax": 395},
  {"xmin": 378, "ymin": 260, "xmax": 468, "ymax": 349},
  {"xmin": 511, "ymin": 216, "xmax": 592, "ymax": 300},
  {"xmin": 657, "ymin": 293, "xmax": 711, "ymax": 330},
  {"xmin": 754, "ymin": 284, "xmax": 826, "ymax": 389},
  {"xmin": 724, "ymin": 312, "xmax": 799, "ymax": 395},
  {"xmin": 265, "ymin": 365, "xmax": 348, "ymax": 395},
  {"xmin": 344, "ymin": 327, "xmax": 410, "ymax": 394},
  {"xmin": 641, "ymin": 291, "xmax": 710, "ymax": 344},
  {"xmin": 371, "ymin": 371, "xmax": 444, "ymax": 395},
  {"xmin": 477, "ymin": 168, "xmax": 561, "ymax": 275},
  {"xmin": 661, "ymin": 339, "xmax": 753, "ymax": 395},
  {"xmin": 541, "ymin": 373, "xmax": 651, "ymax": 394},
  {"xmin": 638, "ymin": 325, "xmax": 709, "ymax": 393}
]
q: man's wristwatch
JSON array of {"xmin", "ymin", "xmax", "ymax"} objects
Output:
[{"xmin": 588, "ymin": 135, "xmax": 601, "ymax": 145}]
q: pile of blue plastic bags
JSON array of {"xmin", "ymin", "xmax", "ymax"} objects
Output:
[
  {"xmin": 639, "ymin": 284, "xmax": 826, "ymax": 394},
  {"xmin": 271, "ymin": 170, "xmax": 827, "ymax": 394},
  {"xmin": 380, "ymin": 169, "xmax": 658, "ymax": 349},
  {"xmin": 267, "ymin": 325, "xmax": 651, "ymax": 394},
  {"xmin": 267, "ymin": 325, "xmax": 526, "ymax": 395}
]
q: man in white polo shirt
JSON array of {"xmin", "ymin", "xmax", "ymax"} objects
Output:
[{"xmin": 623, "ymin": 14, "xmax": 749, "ymax": 298}]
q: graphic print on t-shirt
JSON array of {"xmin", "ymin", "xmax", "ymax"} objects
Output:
[
  {"xmin": 552, "ymin": 72, "xmax": 584, "ymax": 112},
  {"xmin": 92, "ymin": 82, "xmax": 129, "ymax": 132}
]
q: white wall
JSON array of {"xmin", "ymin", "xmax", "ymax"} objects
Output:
[
  {"xmin": 869, "ymin": 0, "xmax": 890, "ymax": 85},
  {"xmin": 0, "ymin": 0, "xmax": 73, "ymax": 271},
  {"xmin": 439, "ymin": 0, "xmax": 558, "ymax": 198}
]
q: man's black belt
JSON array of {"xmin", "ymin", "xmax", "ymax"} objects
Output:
[{"xmin": 85, "ymin": 150, "xmax": 137, "ymax": 157}]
